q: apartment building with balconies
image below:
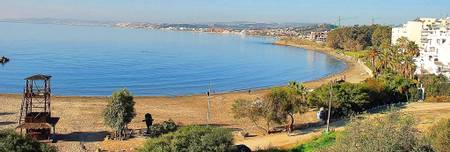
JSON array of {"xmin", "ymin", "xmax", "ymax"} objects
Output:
[{"xmin": 415, "ymin": 27, "xmax": 450, "ymax": 78}]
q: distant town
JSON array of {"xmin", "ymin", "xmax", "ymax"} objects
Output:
[
  {"xmin": 114, "ymin": 22, "xmax": 334, "ymax": 39},
  {"xmin": 0, "ymin": 18, "xmax": 335, "ymax": 42}
]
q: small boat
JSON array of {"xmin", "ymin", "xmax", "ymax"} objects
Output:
[{"xmin": 0, "ymin": 56, "xmax": 9, "ymax": 64}]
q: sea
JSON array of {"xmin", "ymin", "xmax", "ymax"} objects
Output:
[{"xmin": 0, "ymin": 22, "xmax": 346, "ymax": 96}]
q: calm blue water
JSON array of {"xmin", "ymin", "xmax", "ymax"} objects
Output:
[{"xmin": 0, "ymin": 22, "xmax": 346, "ymax": 96}]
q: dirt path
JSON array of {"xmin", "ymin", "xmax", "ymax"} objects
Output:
[{"xmin": 235, "ymin": 102, "xmax": 450, "ymax": 151}]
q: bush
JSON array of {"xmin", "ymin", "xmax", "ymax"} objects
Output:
[
  {"xmin": 291, "ymin": 131, "xmax": 337, "ymax": 152},
  {"xmin": 147, "ymin": 119, "xmax": 177, "ymax": 137},
  {"xmin": 419, "ymin": 74, "xmax": 450, "ymax": 97},
  {"xmin": 426, "ymin": 118, "xmax": 450, "ymax": 152},
  {"xmin": 0, "ymin": 129, "xmax": 57, "ymax": 152},
  {"xmin": 325, "ymin": 112, "xmax": 430, "ymax": 152},
  {"xmin": 362, "ymin": 78, "xmax": 401, "ymax": 106},
  {"xmin": 140, "ymin": 125, "xmax": 233, "ymax": 152}
]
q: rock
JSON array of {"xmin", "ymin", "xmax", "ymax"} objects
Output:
[{"xmin": 0, "ymin": 56, "xmax": 9, "ymax": 64}]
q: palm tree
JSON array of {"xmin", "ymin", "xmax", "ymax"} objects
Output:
[
  {"xmin": 396, "ymin": 37, "xmax": 409, "ymax": 51},
  {"xmin": 406, "ymin": 41, "xmax": 420, "ymax": 58},
  {"xmin": 386, "ymin": 46, "xmax": 399, "ymax": 72},
  {"xmin": 379, "ymin": 47, "xmax": 391, "ymax": 74},
  {"xmin": 395, "ymin": 39, "xmax": 420, "ymax": 79},
  {"xmin": 367, "ymin": 47, "xmax": 378, "ymax": 75},
  {"xmin": 390, "ymin": 76, "xmax": 412, "ymax": 102}
]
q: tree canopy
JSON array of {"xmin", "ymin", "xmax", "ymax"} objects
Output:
[
  {"xmin": 327, "ymin": 25, "xmax": 391, "ymax": 51},
  {"xmin": 307, "ymin": 82, "xmax": 370, "ymax": 117}
]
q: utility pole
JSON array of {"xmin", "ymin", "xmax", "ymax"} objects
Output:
[
  {"xmin": 206, "ymin": 82, "xmax": 212, "ymax": 125},
  {"xmin": 326, "ymin": 80, "xmax": 333, "ymax": 132},
  {"xmin": 338, "ymin": 16, "xmax": 341, "ymax": 28},
  {"xmin": 371, "ymin": 17, "xmax": 380, "ymax": 25}
]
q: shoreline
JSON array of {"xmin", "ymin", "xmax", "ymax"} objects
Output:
[
  {"xmin": 0, "ymin": 40, "xmax": 372, "ymax": 151},
  {"xmin": 0, "ymin": 40, "xmax": 371, "ymax": 98},
  {"xmin": 272, "ymin": 40, "xmax": 372, "ymax": 87}
]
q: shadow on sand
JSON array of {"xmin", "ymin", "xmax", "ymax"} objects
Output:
[
  {"xmin": 0, "ymin": 112, "xmax": 15, "ymax": 116},
  {"xmin": 56, "ymin": 131, "xmax": 109, "ymax": 142},
  {"xmin": 196, "ymin": 123, "xmax": 243, "ymax": 132},
  {"xmin": 0, "ymin": 121, "xmax": 16, "ymax": 126}
]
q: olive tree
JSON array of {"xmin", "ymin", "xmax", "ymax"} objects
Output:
[
  {"xmin": 231, "ymin": 98, "xmax": 272, "ymax": 134},
  {"xmin": 266, "ymin": 82, "xmax": 309, "ymax": 133},
  {"xmin": 232, "ymin": 81, "xmax": 309, "ymax": 134},
  {"xmin": 103, "ymin": 88, "xmax": 136, "ymax": 140}
]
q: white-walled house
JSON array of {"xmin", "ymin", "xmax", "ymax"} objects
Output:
[
  {"xmin": 392, "ymin": 17, "xmax": 450, "ymax": 49},
  {"xmin": 392, "ymin": 17, "xmax": 450, "ymax": 78},
  {"xmin": 415, "ymin": 28, "xmax": 450, "ymax": 78},
  {"xmin": 392, "ymin": 21, "xmax": 423, "ymax": 47}
]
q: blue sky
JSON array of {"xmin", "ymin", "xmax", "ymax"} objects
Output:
[{"xmin": 1, "ymin": 0, "xmax": 449, "ymax": 25}]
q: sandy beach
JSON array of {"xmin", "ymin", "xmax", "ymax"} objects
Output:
[{"xmin": 0, "ymin": 42, "xmax": 372, "ymax": 151}]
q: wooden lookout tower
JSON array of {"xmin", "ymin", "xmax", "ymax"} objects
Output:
[{"xmin": 16, "ymin": 74, "xmax": 59, "ymax": 140}]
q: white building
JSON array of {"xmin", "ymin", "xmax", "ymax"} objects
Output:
[
  {"xmin": 392, "ymin": 17, "xmax": 450, "ymax": 78},
  {"xmin": 415, "ymin": 27, "xmax": 450, "ymax": 78},
  {"xmin": 392, "ymin": 21, "xmax": 423, "ymax": 46},
  {"xmin": 392, "ymin": 17, "xmax": 450, "ymax": 49},
  {"xmin": 308, "ymin": 31, "xmax": 328, "ymax": 42}
]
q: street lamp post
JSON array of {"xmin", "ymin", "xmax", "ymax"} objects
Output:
[{"xmin": 326, "ymin": 80, "xmax": 333, "ymax": 132}]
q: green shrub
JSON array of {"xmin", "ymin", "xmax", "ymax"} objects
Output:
[
  {"xmin": 307, "ymin": 82, "xmax": 369, "ymax": 117},
  {"xmin": 426, "ymin": 118, "xmax": 450, "ymax": 152},
  {"xmin": 324, "ymin": 112, "xmax": 430, "ymax": 152},
  {"xmin": 291, "ymin": 132, "xmax": 337, "ymax": 152},
  {"xmin": 419, "ymin": 74, "xmax": 450, "ymax": 97},
  {"xmin": 147, "ymin": 119, "xmax": 177, "ymax": 137},
  {"xmin": 0, "ymin": 129, "xmax": 57, "ymax": 152},
  {"xmin": 362, "ymin": 78, "xmax": 403, "ymax": 106},
  {"xmin": 140, "ymin": 125, "xmax": 233, "ymax": 152}
]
